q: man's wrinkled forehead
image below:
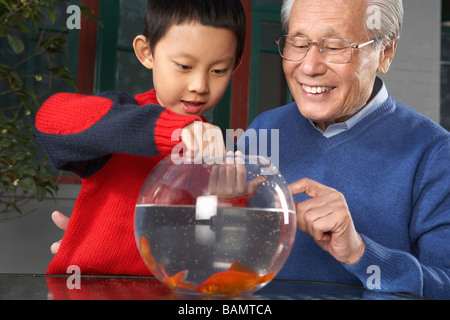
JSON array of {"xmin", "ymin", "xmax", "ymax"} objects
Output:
[{"xmin": 288, "ymin": 0, "xmax": 369, "ymax": 39}]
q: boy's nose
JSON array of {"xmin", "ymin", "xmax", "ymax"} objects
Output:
[{"xmin": 188, "ymin": 72, "xmax": 209, "ymax": 94}]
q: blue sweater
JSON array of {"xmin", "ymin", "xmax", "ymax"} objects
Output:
[{"xmin": 238, "ymin": 95, "xmax": 450, "ymax": 299}]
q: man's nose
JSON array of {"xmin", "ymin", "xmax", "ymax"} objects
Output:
[{"xmin": 299, "ymin": 44, "xmax": 328, "ymax": 76}]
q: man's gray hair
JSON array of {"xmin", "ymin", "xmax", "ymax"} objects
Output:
[{"xmin": 281, "ymin": 0, "xmax": 404, "ymax": 49}]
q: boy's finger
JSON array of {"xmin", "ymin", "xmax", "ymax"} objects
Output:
[
  {"xmin": 50, "ymin": 240, "xmax": 62, "ymax": 254},
  {"xmin": 51, "ymin": 211, "xmax": 70, "ymax": 231}
]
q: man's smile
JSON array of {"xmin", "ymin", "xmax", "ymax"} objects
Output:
[{"xmin": 301, "ymin": 84, "xmax": 335, "ymax": 94}]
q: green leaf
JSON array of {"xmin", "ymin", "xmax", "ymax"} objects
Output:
[
  {"xmin": 9, "ymin": 71, "xmax": 23, "ymax": 88},
  {"xmin": 12, "ymin": 203, "xmax": 22, "ymax": 214},
  {"xmin": 36, "ymin": 185, "xmax": 47, "ymax": 202},
  {"xmin": 18, "ymin": 177, "xmax": 35, "ymax": 192},
  {"xmin": 7, "ymin": 34, "xmax": 25, "ymax": 54},
  {"xmin": 0, "ymin": 0, "xmax": 12, "ymax": 11},
  {"xmin": 48, "ymin": 9, "xmax": 56, "ymax": 24},
  {"xmin": 16, "ymin": 24, "xmax": 31, "ymax": 34}
]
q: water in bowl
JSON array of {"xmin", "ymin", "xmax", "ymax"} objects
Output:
[{"xmin": 135, "ymin": 204, "xmax": 296, "ymax": 295}]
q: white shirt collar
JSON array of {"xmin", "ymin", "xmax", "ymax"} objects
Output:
[{"xmin": 308, "ymin": 77, "xmax": 388, "ymax": 138}]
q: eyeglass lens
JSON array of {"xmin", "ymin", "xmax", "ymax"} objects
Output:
[{"xmin": 277, "ymin": 36, "xmax": 353, "ymax": 63}]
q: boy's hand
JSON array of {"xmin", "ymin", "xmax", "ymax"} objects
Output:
[
  {"xmin": 181, "ymin": 121, "xmax": 225, "ymax": 162},
  {"xmin": 50, "ymin": 211, "xmax": 70, "ymax": 254},
  {"xmin": 207, "ymin": 151, "xmax": 265, "ymax": 198}
]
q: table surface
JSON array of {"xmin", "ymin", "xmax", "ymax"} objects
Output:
[{"xmin": 0, "ymin": 274, "xmax": 421, "ymax": 300}]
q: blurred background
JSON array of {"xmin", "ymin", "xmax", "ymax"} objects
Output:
[{"xmin": 0, "ymin": 0, "xmax": 448, "ymax": 274}]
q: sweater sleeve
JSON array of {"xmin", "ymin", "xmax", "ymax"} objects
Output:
[
  {"xmin": 343, "ymin": 141, "xmax": 450, "ymax": 299},
  {"xmin": 34, "ymin": 91, "xmax": 201, "ymax": 177}
]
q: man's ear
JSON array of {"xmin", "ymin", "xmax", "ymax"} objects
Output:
[
  {"xmin": 378, "ymin": 39, "xmax": 398, "ymax": 74},
  {"xmin": 133, "ymin": 35, "xmax": 153, "ymax": 69}
]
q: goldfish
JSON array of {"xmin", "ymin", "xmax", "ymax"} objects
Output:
[
  {"xmin": 139, "ymin": 236, "xmax": 196, "ymax": 290},
  {"xmin": 197, "ymin": 261, "xmax": 276, "ymax": 295},
  {"xmin": 140, "ymin": 237, "xmax": 273, "ymax": 294},
  {"xmin": 160, "ymin": 265, "xmax": 197, "ymax": 291},
  {"xmin": 139, "ymin": 236, "xmax": 157, "ymax": 271}
]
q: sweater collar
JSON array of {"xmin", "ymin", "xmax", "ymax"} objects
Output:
[
  {"xmin": 307, "ymin": 77, "xmax": 389, "ymax": 138},
  {"xmin": 134, "ymin": 89, "xmax": 159, "ymax": 106}
]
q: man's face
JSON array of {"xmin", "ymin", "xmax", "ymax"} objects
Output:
[
  {"xmin": 283, "ymin": 0, "xmax": 382, "ymax": 130},
  {"xmin": 150, "ymin": 22, "xmax": 238, "ymax": 116}
]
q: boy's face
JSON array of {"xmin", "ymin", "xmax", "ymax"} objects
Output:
[{"xmin": 139, "ymin": 23, "xmax": 238, "ymax": 116}]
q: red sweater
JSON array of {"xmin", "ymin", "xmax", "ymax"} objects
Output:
[{"xmin": 35, "ymin": 90, "xmax": 202, "ymax": 275}]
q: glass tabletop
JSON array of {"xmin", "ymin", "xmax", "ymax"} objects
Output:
[{"xmin": 0, "ymin": 274, "xmax": 421, "ymax": 300}]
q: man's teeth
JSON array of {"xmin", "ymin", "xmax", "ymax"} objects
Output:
[{"xmin": 302, "ymin": 85, "xmax": 333, "ymax": 94}]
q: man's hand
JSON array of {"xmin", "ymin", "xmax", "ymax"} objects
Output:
[
  {"xmin": 289, "ymin": 178, "xmax": 365, "ymax": 265},
  {"xmin": 50, "ymin": 211, "xmax": 70, "ymax": 254}
]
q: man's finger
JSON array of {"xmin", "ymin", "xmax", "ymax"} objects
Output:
[{"xmin": 289, "ymin": 178, "xmax": 336, "ymax": 198}]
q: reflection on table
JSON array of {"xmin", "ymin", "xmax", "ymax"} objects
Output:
[{"xmin": 0, "ymin": 274, "xmax": 422, "ymax": 300}]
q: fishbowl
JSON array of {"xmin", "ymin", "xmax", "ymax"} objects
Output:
[{"xmin": 134, "ymin": 153, "xmax": 296, "ymax": 296}]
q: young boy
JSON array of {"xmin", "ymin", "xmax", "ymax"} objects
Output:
[{"xmin": 35, "ymin": 0, "xmax": 246, "ymax": 276}]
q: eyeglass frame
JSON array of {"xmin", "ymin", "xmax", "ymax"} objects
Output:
[{"xmin": 274, "ymin": 35, "xmax": 376, "ymax": 64}]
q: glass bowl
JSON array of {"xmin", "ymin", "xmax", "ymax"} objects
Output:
[{"xmin": 134, "ymin": 153, "xmax": 296, "ymax": 296}]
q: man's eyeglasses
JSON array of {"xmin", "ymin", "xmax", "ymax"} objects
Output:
[{"xmin": 275, "ymin": 35, "xmax": 375, "ymax": 64}]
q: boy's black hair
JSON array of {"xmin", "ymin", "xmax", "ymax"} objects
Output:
[{"xmin": 143, "ymin": 0, "xmax": 246, "ymax": 64}]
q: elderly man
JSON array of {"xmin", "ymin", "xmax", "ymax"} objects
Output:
[{"xmin": 239, "ymin": 0, "xmax": 450, "ymax": 298}]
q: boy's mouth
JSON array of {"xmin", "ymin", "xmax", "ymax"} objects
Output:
[{"xmin": 181, "ymin": 101, "xmax": 205, "ymax": 114}]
